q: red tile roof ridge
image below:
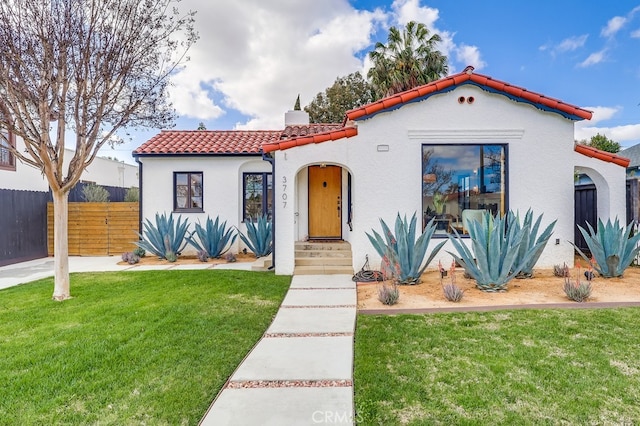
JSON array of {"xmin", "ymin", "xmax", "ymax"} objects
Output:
[
  {"xmin": 263, "ymin": 124, "xmax": 357, "ymax": 153},
  {"xmin": 134, "ymin": 129, "xmax": 283, "ymax": 155},
  {"xmin": 574, "ymin": 143, "xmax": 630, "ymax": 167},
  {"xmin": 346, "ymin": 66, "xmax": 593, "ymax": 122}
]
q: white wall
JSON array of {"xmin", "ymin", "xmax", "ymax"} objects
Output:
[
  {"xmin": 1, "ymin": 136, "xmax": 138, "ymax": 191},
  {"xmin": 0, "ymin": 136, "xmax": 49, "ymax": 191},
  {"xmin": 76, "ymin": 150, "xmax": 138, "ymax": 188},
  {"xmin": 138, "ymin": 155, "xmax": 271, "ymax": 255},
  {"xmin": 273, "ymin": 85, "xmax": 627, "ymax": 275}
]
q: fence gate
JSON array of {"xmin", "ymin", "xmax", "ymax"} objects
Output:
[
  {"xmin": 0, "ymin": 189, "xmax": 49, "ymax": 266},
  {"xmin": 574, "ymin": 184, "xmax": 597, "ymax": 254},
  {"xmin": 48, "ymin": 202, "xmax": 139, "ymax": 256}
]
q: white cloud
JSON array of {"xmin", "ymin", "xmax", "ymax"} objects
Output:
[
  {"xmin": 166, "ymin": 0, "xmax": 484, "ymax": 130},
  {"xmin": 631, "ymin": 28, "xmax": 640, "ymax": 38},
  {"xmin": 574, "ymin": 105, "xmax": 640, "ymax": 145},
  {"xmin": 455, "ymin": 44, "xmax": 486, "ymax": 70},
  {"xmin": 392, "ymin": 0, "xmax": 439, "ymax": 28},
  {"xmin": 582, "ymin": 106, "xmax": 621, "ymax": 125},
  {"xmin": 540, "ymin": 34, "xmax": 588, "ymax": 54},
  {"xmin": 578, "ymin": 49, "xmax": 607, "ymax": 67},
  {"xmin": 575, "ymin": 124, "xmax": 640, "ymax": 145},
  {"xmin": 601, "ymin": 16, "xmax": 627, "ymax": 37},
  {"xmin": 558, "ymin": 34, "xmax": 589, "ymax": 52}
]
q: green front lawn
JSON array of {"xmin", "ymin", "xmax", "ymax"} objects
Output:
[
  {"xmin": 0, "ymin": 270, "xmax": 290, "ymax": 424},
  {"xmin": 355, "ymin": 309, "xmax": 640, "ymax": 425}
]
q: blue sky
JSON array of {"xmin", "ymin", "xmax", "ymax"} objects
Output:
[{"xmin": 104, "ymin": 0, "xmax": 640, "ymax": 164}]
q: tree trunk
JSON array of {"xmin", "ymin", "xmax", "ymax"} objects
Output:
[{"xmin": 51, "ymin": 189, "xmax": 71, "ymax": 301}]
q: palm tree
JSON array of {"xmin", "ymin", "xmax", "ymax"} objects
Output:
[{"xmin": 368, "ymin": 21, "xmax": 448, "ymax": 99}]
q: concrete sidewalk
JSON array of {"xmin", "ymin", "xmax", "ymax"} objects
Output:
[
  {"xmin": 201, "ymin": 274, "xmax": 357, "ymax": 426},
  {"xmin": 0, "ymin": 256, "xmax": 261, "ymax": 290}
]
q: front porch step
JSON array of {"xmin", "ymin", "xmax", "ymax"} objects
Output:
[
  {"xmin": 293, "ymin": 265, "xmax": 355, "ymax": 275},
  {"xmin": 294, "ymin": 241, "xmax": 353, "ymax": 276},
  {"xmin": 295, "ymin": 257, "xmax": 352, "ymax": 266}
]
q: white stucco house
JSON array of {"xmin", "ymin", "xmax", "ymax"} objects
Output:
[{"xmin": 134, "ymin": 66, "xmax": 629, "ymax": 275}]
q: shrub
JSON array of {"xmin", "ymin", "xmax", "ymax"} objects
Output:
[
  {"xmin": 448, "ymin": 210, "xmax": 554, "ymax": 292},
  {"xmin": 238, "ymin": 214, "xmax": 272, "ymax": 258},
  {"xmin": 572, "ymin": 217, "xmax": 640, "ymax": 278},
  {"xmin": 553, "ymin": 263, "xmax": 570, "ymax": 277},
  {"xmin": 133, "ymin": 246, "xmax": 146, "ymax": 258},
  {"xmin": 563, "ymin": 275, "xmax": 592, "ymax": 302},
  {"xmin": 366, "ymin": 213, "xmax": 446, "ymax": 285},
  {"xmin": 442, "ymin": 283, "xmax": 464, "ymax": 302},
  {"xmin": 136, "ymin": 212, "xmax": 190, "ymax": 260},
  {"xmin": 124, "ymin": 187, "xmax": 139, "ymax": 202},
  {"xmin": 121, "ymin": 252, "xmax": 139, "ymax": 265},
  {"xmin": 186, "ymin": 216, "xmax": 237, "ymax": 259},
  {"xmin": 82, "ymin": 183, "xmax": 110, "ymax": 202},
  {"xmin": 197, "ymin": 249, "xmax": 209, "ymax": 262},
  {"xmin": 377, "ymin": 283, "xmax": 400, "ymax": 305}
]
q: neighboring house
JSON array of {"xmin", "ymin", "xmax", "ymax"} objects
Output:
[
  {"xmin": 0, "ymin": 131, "xmax": 139, "ymax": 266},
  {"xmin": 135, "ymin": 66, "xmax": 628, "ymax": 275},
  {"xmin": 619, "ymin": 143, "xmax": 640, "ymax": 223}
]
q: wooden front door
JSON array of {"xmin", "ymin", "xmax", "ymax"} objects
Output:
[{"xmin": 308, "ymin": 165, "xmax": 342, "ymax": 239}]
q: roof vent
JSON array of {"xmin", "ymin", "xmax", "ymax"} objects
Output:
[{"xmin": 464, "ymin": 65, "xmax": 475, "ymax": 75}]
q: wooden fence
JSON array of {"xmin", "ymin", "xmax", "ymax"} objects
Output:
[{"xmin": 47, "ymin": 202, "xmax": 139, "ymax": 256}]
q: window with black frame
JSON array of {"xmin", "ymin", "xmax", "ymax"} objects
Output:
[
  {"xmin": 0, "ymin": 129, "xmax": 15, "ymax": 171},
  {"xmin": 243, "ymin": 172, "xmax": 272, "ymax": 221},
  {"xmin": 422, "ymin": 144, "xmax": 506, "ymax": 235},
  {"xmin": 174, "ymin": 172, "xmax": 203, "ymax": 212}
]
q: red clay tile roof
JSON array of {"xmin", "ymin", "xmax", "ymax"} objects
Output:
[
  {"xmin": 346, "ymin": 66, "xmax": 593, "ymax": 122},
  {"xmin": 133, "ymin": 130, "xmax": 283, "ymax": 155},
  {"xmin": 263, "ymin": 125, "xmax": 358, "ymax": 153},
  {"xmin": 574, "ymin": 144, "xmax": 630, "ymax": 167},
  {"xmin": 280, "ymin": 123, "xmax": 345, "ymax": 139}
]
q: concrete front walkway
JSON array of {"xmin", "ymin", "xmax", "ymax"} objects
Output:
[{"xmin": 200, "ymin": 275, "xmax": 357, "ymax": 426}]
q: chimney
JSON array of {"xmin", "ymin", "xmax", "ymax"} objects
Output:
[{"xmin": 284, "ymin": 110, "xmax": 309, "ymax": 126}]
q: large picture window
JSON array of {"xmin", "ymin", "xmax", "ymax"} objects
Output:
[
  {"xmin": 243, "ymin": 172, "xmax": 273, "ymax": 221},
  {"xmin": 0, "ymin": 129, "xmax": 15, "ymax": 171},
  {"xmin": 174, "ymin": 172, "xmax": 203, "ymax": 212},
  {"xmin": 422, "ymin": 144, "xmax": 506, "ymax": 235}
]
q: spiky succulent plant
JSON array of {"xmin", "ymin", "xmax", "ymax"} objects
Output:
[
  {"xmin": 572, "ymin": 217, "xmax": 640, "ymax": 278},
  {"xmin": 186, "ymin": 215, "xmax": 237, "ymax": 258},
  {"xmin": 366, "ymin": 213, "xmax": 446, "ymax": 285},
  {"xmin": 448, "ymin": 210, "xmax": 556, "ymax": 292},
  {"xmin": 238, "ymin": 214, "xmax": 272, "ymax": 258},
  {"xmin": 136, "ymin": 212, "xmax": 189, "ymax": 260}
]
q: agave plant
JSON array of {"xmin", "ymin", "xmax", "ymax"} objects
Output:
[
  {"xmin": 572, "ymin": 217, "xmax": 640, "ymax": 278},
  {"xmin": 186, "ymin": 216, "xmax": 237, "ymax": 258},
  {"xmin": 448, "ymin": 210, "xmax": 552, "ymax": 292},
  {"xmin": 136, "ymin": 212, "xmax": 190, "ymax": 260},
  {"xmin": 366, "ymin": 212, "xmax": 446, "ymax": 285},
  {"xmin": 510, "ymin": 209, "xmax": 557, "ymax": 278},
  {"xmin": 238, "ymin": 214, "xmax": 272, "ymax": 258}
]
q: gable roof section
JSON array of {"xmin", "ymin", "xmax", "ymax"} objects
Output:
[
  {"xmin": 262, "ymin": 125, "xmax": 357, "ymax": 153},
  {"xmin": 574, "ymin": 144, "xmax": 630, "ymax": 167},
  {"xmin": 346, "ymin": 66, "xmax": 593, "ymax": 122},
  {"xmin": 133, "ymin": 130, "xmax": 282, "ymax": 155}
]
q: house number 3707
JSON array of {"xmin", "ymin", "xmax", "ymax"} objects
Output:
[{"xmin": 282, "ymin": 176, "xmax": 288, "ymax": 208}]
